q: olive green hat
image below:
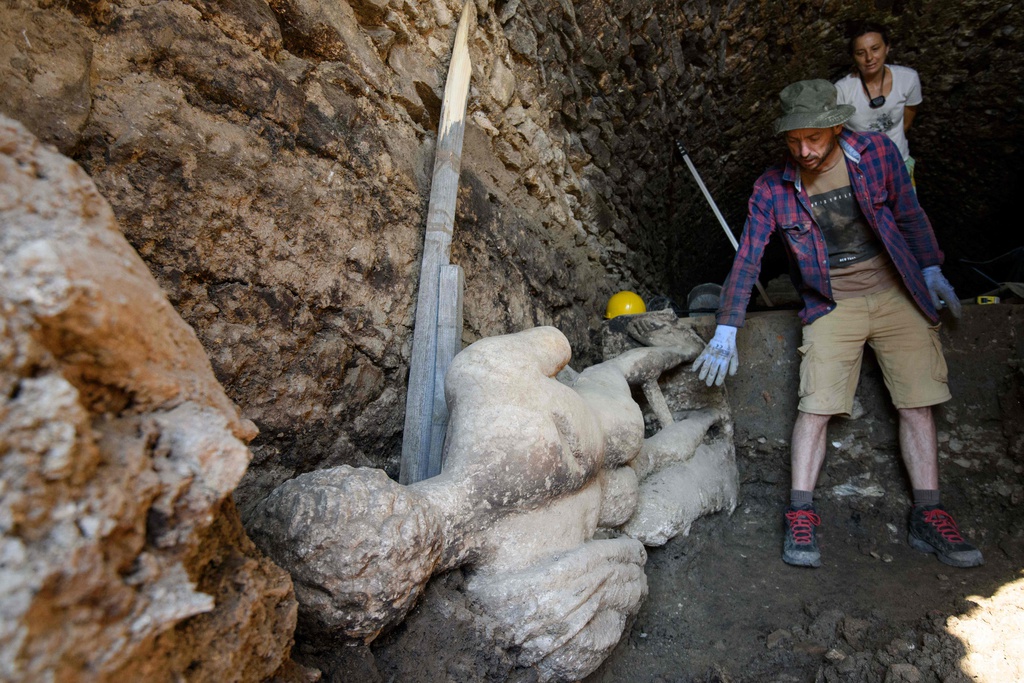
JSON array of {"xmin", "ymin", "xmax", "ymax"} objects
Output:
[{"xmin": 774, "ymin": 79, "xmax": 855, "ymax": 134}]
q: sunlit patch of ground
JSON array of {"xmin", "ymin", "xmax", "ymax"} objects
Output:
[{"xmin": 946, "ymin": 571, "xmax": 1024, "ymax": 681}]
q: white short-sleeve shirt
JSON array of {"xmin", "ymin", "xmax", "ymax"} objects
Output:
[{"xmin": 835, "ymin": 64, "xmax": 922, "ymax": 161}]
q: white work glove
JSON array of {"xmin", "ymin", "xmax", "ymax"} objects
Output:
[
  {"xmin": 922, "ymin": 266, "xmax": 962, "ymax": 318},
  {"xmin": 692, "ymin": 324, "xmax": 739, "ymax": 387}
]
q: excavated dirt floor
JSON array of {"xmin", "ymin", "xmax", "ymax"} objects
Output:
[
  {"xmin": 586, "ymin": 305, "xmax": 1024, "ymax": 683},
  {"xmin": 587, "ymin": 463, "xmax": 1024, "ymax": 682}
]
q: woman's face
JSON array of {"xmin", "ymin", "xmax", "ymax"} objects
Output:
[{"xmin": 852, "ymin": 32, "xmax": 889, "ymax": 79}]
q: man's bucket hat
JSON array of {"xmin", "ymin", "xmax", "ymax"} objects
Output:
[{"xmin": 774, "ymin": 79, "xmax": 855, "ymax": 134}]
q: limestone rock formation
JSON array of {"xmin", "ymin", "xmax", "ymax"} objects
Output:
[{"xmin": 0, "ymin": 116, "xmax": 299, "ymax": 682}]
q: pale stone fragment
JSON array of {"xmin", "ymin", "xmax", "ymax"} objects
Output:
[
  {"xmin": 490, "ymin": 58, "xmax": 517, "ymax": 107},
  {"xmin": 630, "ymin": 409, "xmax": 724, "ymax": 480},
  {"xmin": 598, "ymin": 466, "xmax": 640, "ymax": 528},
  {"xmin": 623, "ymin": 440, "xmax": 739, "ymax": 546}
]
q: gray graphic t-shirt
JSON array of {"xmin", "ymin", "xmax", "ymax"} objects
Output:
[{"xmin": 808, "ymin": 186, "xmax": 881, "ymax": 268}]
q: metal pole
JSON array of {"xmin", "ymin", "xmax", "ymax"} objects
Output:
[{"xmin": 677, "ymin": 141, "xmax": 774, "ymax": 307}]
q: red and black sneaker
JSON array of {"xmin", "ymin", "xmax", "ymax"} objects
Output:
[
  {"xmin": 908, "ymin": 504, "xmax": 984, "ymax": 568},
  {"xmin": 783, "ymin": 505, "xmax": 821, "ymax": 568}
]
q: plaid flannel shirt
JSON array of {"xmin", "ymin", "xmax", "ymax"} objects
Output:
[{"xmin": 717, "ymin": 129, "xmax": 943, "ymax": 327}]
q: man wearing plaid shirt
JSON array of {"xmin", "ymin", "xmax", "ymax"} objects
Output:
[{"xmin": 692, "ymin": 79, "xmax": 982, "ymax": 569}]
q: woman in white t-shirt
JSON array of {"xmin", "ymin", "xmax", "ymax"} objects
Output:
[{"xmin": 835, "ymin": 22, "xmax": 922, "ymax": 184}]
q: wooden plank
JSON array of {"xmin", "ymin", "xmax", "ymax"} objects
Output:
[
  {"xmin": 400, "ymin": 240, "xmax": 444, "ymax": 485},
  {"xmin": 427, "ymin": 264, "xmax": 464, "ymax": 478},
  {"xmin": 400, "ymin": 1, "xmax": 474, "ymax": 485}
]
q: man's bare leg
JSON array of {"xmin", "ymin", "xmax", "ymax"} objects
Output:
[
  {"xmin": 897, "ymin": 406, "xmax": 939, "ymax": 490},
  {"xmin": 898, "ymin": 405, "xmax": 983, "ymax": 567},
  {"xmin": 783, "ymin": 411, "xmax": 832, "ymax": 567},
  {"xmin": 791, "ymin": 411, "xmax": 832, "ymax": 492}
]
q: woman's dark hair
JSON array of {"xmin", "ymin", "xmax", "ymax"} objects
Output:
[{"xmin": 847, "ymin": 21, "xmax": 890, "ymax": 55}]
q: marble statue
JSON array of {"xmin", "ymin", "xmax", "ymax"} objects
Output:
[{"xmin": 251, "ymin": 321, "xmax": 737, "ymax": 682}]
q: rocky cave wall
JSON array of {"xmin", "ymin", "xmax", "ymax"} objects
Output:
[
  {"xmin": 562, "ymin": 0, "xmax": 1024, "ymax": 296},
  {"xmin": 2, "ymin": 0, "xmax": 1022, "ymax": 512},
  {"xmin": 0, "ymin": 117, "xmax": 300, "ymax": 683}
]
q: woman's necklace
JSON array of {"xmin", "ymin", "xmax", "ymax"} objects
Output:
[{"xmin": 859, "ymin": 67, "xmax": 887, "ymax": 109}]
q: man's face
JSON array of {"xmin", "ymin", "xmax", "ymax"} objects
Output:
[{"xmin": 784, "ymin": 126, "xmax": 843, "ymax": 173}]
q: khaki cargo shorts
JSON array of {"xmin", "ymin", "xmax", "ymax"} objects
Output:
[{"xmin": 797, "ymin": 286, "xmax": 951, "ymax": 416}]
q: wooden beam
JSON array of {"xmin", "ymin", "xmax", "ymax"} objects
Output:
[
  {"xmin": 400, "ymin": 1, "xmax": 474, "ymax": 485},
  {"xmin": 427, "ymin": 264, "xmax": 464, "ymax": 478}
]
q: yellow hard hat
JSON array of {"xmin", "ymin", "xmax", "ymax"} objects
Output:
[{"xmin": 605, "ymin": 291, "xmax": 646, "ymax": 319}]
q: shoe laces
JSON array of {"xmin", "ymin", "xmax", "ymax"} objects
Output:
[
  {"xmin": 921, "ymin": 508, "xmax": 965, "ymax": 543},
  {"xmin": 786, "ymin": 509, "xmax": 821, "ymax": 545}
]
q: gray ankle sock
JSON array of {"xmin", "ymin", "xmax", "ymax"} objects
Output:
[
  {"xmin": 790, "ymin": 489, "xmax": 814, "ymax": 507},
  {"xmin": 913, "ymin": 489, "xmax": 940, "ymax": 506}
]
